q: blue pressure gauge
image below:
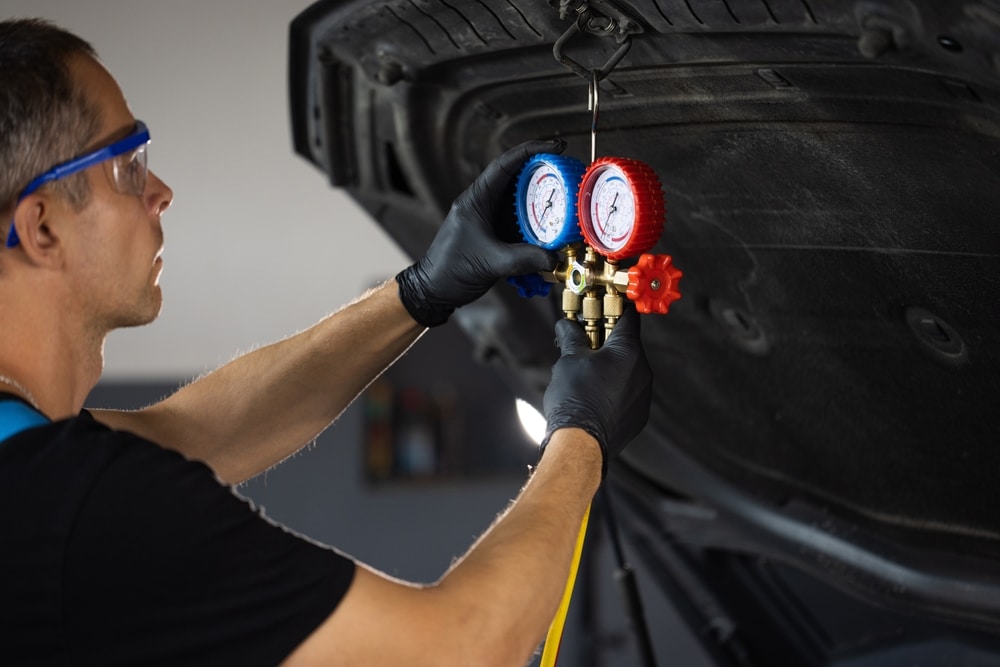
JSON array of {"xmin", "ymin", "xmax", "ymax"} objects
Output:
[{"xmin": 514, "ymin": 153, "xmax": 586, "ymax": 250}]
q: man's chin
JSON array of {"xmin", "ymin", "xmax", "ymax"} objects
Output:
[{"xmin": 116, "ymin": 291, "xmax": 163, "ymax": 329}]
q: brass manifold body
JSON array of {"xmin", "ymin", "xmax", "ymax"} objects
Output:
[{"xmin": 542, "ymin": 243, "xmax": 631, "ymax": 349}]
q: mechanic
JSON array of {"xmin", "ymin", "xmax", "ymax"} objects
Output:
[{"xmin": 0, "ymin": 18, "xmax": 651, "ymax": 666}]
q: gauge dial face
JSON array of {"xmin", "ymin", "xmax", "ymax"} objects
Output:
[
  {"xmin": 523, "ymin": 165, "xmax": 570, "ymax": 245},
  {"xmin": 586, "ymin": 165, "xmax": 635, "ymax": 252}
]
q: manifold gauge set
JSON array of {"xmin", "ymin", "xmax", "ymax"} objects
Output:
[{"xmin": 510, "ymin": 150, "xmax": 683, "ymax": 349}]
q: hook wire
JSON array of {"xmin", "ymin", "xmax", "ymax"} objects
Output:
[{"xmin": 589, "ymin": 69, "xmax": 600, "ymax": 163}]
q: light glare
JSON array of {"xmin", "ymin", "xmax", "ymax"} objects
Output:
[{"xmin": 516, "ymin": 399, "xmax": 547, "ymax": 446}]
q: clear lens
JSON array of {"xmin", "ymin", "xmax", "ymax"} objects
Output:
[{"xmin": 110, "ymin": 144, "xmax": 148, "ymax": 196}]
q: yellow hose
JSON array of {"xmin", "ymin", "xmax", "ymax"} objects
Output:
[{"xmin": 539, "ymin": 502, "xmax": 592, "ymax": 667}]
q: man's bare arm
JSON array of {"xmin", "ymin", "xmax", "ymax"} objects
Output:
[
  {"xmin": 93, "ymin": 280, "xmax": 424, "ymax": 483},
  {"xmin": 282, "ymin": 303, "xmax": 652, "ymax": 666},
  {"xmin": 281, "ymin": 428, "xmax": 603, "ymax": 667},
  {"xmin": 92, "ymin": 140, "xmax": 561, "ymax": 484}
]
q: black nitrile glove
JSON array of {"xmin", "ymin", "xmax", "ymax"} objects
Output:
[
  {"xmin": 540, "ymin": 309, "xmax": 653, "ymax": 479},
  {"xmin": 396, "ymin": 139, "xmax": 564, "ymax": 327}
]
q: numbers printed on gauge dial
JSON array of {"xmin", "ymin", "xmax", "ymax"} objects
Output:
[
  {"xmin": 588, "ymin": 167, "xmax": 636, "ymax": 252},
  {"xmin": 526, "ymin": 169, "xmax": 569, "ymax": 244}
]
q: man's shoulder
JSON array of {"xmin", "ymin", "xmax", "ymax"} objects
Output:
[{"xmin": 0, "ymin": 408, "xmax": 211, "ymax": 492}]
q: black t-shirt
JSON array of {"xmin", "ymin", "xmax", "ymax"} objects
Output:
[{"xmin": 0, "ymin": 398, "xmax": 355, "ymax": 666}]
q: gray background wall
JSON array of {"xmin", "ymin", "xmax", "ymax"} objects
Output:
[{"xmin": 4, "ymin": 0, "xmax": 409, "ymax": 380}]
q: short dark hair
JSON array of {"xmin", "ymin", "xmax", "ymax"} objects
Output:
[{"xmin": 0, "ymin": 18, "xmax": 103, "ymax": 217}]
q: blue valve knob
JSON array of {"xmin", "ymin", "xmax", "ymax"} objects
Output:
[{"xmin": 507, "ymin": 274, "xmax": 552, "ymax": 299}]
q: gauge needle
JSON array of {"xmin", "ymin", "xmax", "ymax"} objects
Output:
[
  {"xmin": 540, "ymin": 189, "xmax": 555, "ymax": 224},
  {"xmin": 605, "ymin": 192, "xmax": 619, "ymax": 234}
]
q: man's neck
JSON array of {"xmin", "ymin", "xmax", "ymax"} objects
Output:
[{"xmin": 0, "ymin": 294, "xmax": 105, "ymax": 421}]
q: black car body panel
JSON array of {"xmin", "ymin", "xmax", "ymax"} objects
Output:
[{"xmin": 289, "ymin": 1, "xmax": 1000, "ymax": 662}]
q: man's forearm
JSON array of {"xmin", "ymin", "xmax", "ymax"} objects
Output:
[
  {"xmin": 435, "ymin": 428, "xmax": 603, "ymax": 664},
  {"xmin": 281, "ymin": 427, "xmax": 603, "ymax": 667},
  {"xmin": 94, "ymin": 280, "xmax": 425, "ymax": 482}
]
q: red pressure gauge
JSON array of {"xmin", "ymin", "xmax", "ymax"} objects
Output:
[{"xmin": 577, "ymin": 157, "xmax": 665, "ymax": 260}]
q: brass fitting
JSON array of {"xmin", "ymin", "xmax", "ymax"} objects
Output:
[
  {"xmin": 544, "ymin": 244, "xmax": 639, "ymax": 347},
  {"xmin": 562, "ymin": 288, "xmax": 582, "ymax": 321},
  {"xmin": 603, "ymin": 259, "xmax": 623, "ymax": 343},
  {"xmin": 582, "ymin": 289, "xmax": 603, "ymax": 349},
  {"xmin": 554, "ymin": 244, "xmax": 584, "ymax": 320},
  {"xmin": 580, "ymin": 247, "xmax": 601, "ymax": 348}
]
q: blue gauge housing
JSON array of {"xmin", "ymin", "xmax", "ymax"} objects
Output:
[{"xmin": 514, "ymin": 153, "xmax": 586, "ymax": 250}]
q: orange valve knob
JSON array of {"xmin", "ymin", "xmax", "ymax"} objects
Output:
[{"xmin": 626, "ymin": 254, "xmax": 683, "ymax": 314}]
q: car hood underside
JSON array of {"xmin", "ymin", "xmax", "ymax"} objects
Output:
[{"xmin": 289, "ymin": 0, "xmax": 1000, "ymax": 635}]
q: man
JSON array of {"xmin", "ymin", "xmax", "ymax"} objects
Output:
[{"xmin": 0, "ymin": 18, "xmax": 651, "ymax": 666}]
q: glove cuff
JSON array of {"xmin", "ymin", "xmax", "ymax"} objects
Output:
[
  {"xmin": 538, "ymin": 423, "xmax": 609, "ymax": 480},
  {"xmin": 396, "ymin": 264, "xmax": 455, "ymax": 328}
]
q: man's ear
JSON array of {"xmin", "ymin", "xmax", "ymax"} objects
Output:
[{"xmin": 9, "ymin": 194, "xmax": 65, "ymax": 266}]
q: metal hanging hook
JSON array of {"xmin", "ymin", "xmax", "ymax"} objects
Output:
[
  {"xmin": 589, "ymin": 69, "xmax": 600, "ymax": 163},
  {"xmin": 552, "ymin": 5, "xmax": 635, "ymax": 96}
]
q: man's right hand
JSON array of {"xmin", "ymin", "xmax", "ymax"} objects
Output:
[{"xmin": 540, "ymin": 308, "xmax": 653, "ymax": 478}]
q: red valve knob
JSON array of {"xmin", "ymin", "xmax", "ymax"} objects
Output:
[{"xmin": 626, "ymin": 254, "xmax": 683, "ymax": 314}]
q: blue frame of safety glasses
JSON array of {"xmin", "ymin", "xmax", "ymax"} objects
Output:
[{"xmin": 6, "ymin": 120, "xmax": 150, "ymax": 248}]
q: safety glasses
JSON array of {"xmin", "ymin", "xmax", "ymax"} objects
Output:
[{"xmin": 6, "ymin": 120, "xmax": 151, "ymax": 248}]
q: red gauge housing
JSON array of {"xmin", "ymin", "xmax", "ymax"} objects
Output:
[{"xmin": 577, "ymin": 157, "xmax": 665, "ymax": 260}]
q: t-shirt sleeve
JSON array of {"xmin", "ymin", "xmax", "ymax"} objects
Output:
[{"xmin": 61, "ymin": 433, "xmax": 355, "ymax": 667}]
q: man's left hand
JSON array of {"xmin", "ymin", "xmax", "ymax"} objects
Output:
[{"xmin": 396, "ymin": 139, "xmax": 564, "ymax": 327}]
